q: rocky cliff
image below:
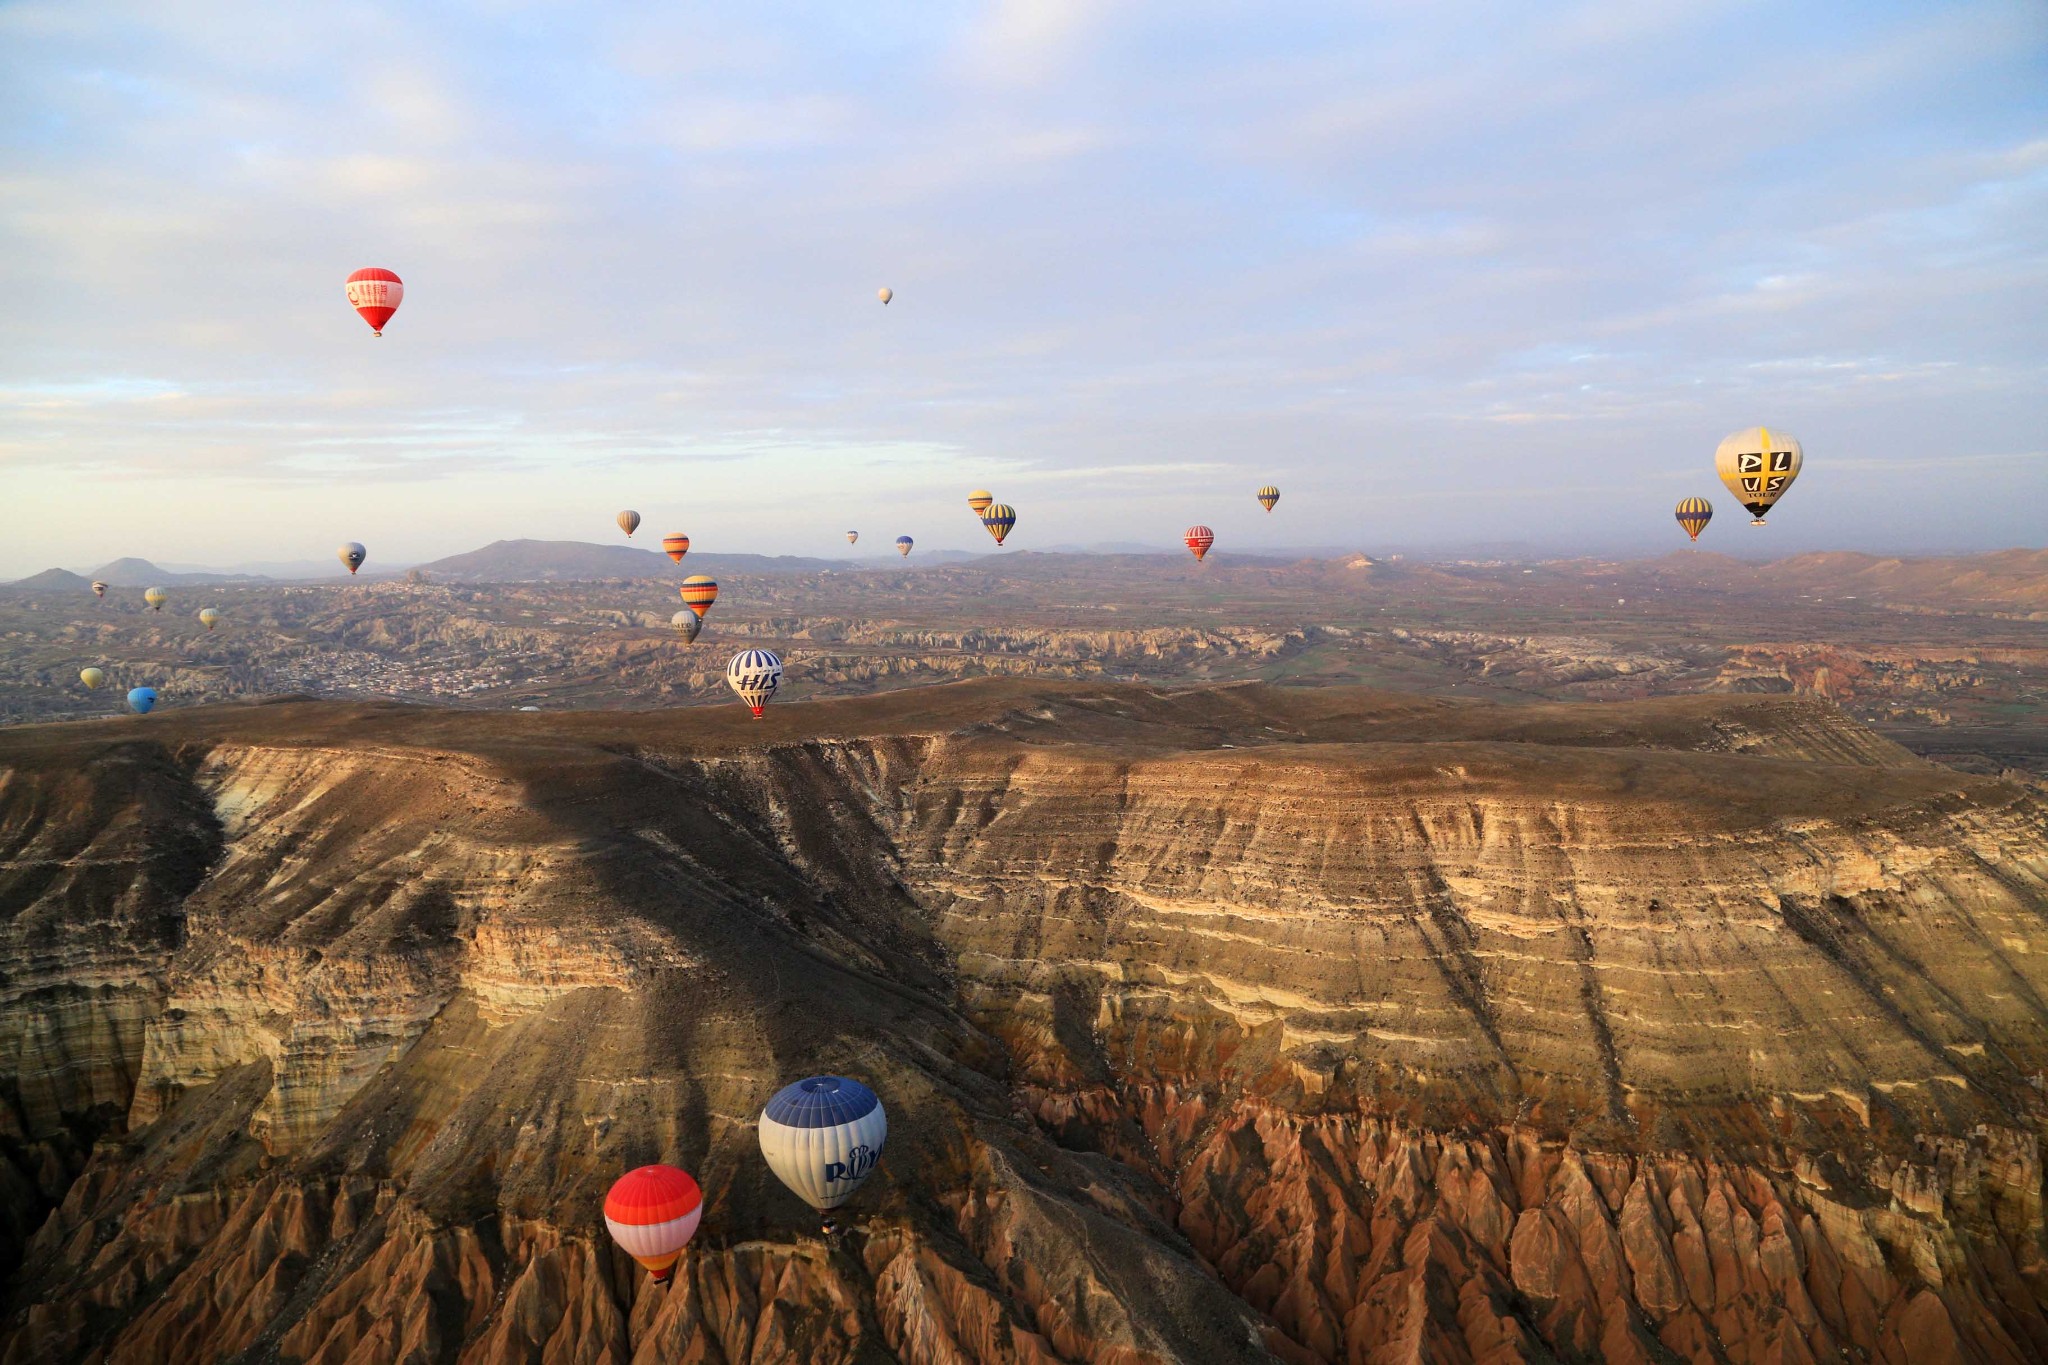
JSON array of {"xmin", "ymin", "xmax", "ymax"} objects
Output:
[{"xmin": 3, "ymin": 681, "xmax": 2045, "ymax": 1363}]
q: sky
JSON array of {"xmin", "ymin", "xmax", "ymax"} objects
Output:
[{"xmin": 3, "ymin": 1, "xmax": 2044, "ymax": 576}]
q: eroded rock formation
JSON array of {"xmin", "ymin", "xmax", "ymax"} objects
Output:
[{"xmin": 3, "ymin": 680, "xmax": 2045, "ymax": 1362}]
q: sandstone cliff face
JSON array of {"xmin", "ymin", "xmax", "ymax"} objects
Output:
[{"xmin": 2, "ymin": 681, "xmax": 2045, "ymax": 1364}]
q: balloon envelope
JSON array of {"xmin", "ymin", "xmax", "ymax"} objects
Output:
[
  {"xmin": 1714, "ymin": 426, "xmax": 1802, "ymax": 523},
  {"xmin": 758, "ymin": 1076, "xmax": 887, "ymax": 1213},
  {"xmin": 1675, "ymin": 497, "xmax": 1713, "ymax": 542},
  {"xmin": 966, "ymin": 490, "xmax": 994, "ymax": 516},
  {"xmin": 198, "ymin": 608, "xmax": 220, "ymax": 630},
  {"xmin": 91, "ymin": 581, "xmax": 107, "ymax": 598},
  {"xmin": 144, "ymin": 587, "xmax": 167, "ymax": 611},
  {"xmin": 1184, "ymin": 526, "xmax": 1215, "ymax": 561},
  {"xmin": 895, "ymin": 536, "xmax": 913, "ymax": 557},
  {"xmin": 877, "ymin": 287, "xmax": 893, "ymax": 305},
  {"xmin": 670, "ymin": 610, "xmax": 703, "ymax": 643},
  {"xmin": 662, "ymin": 534, "xmax": 690, "ymax": 563},
  {"xmin": 344, "ymin": 268, "xmax": 403, "ymax": 335},
  {"xmin": 845, "ymin": 531, "xmax": 859, "ymax": 545},
  {"xmin": 603, "ymin": 1165, "xmax": 703, "ymax": 1280},
  {"xmin": 1257, "ymin": 485, "xmax": 1280, "ymax": 512},
  {"xmin": 618, "ymin": 510, "xmax": 641, "ymax": 537},
  {"xmin": 80, "ymin": 668, "xmax": 105, "ymax": 689},
  {"xmin": 126, "ymin": 687, "xmax": 157, "ymax": 714},
  {"xmin": 727, "ymin": 648, "xmax": 782, "ymax": 717},
  {"xmin": 679, "ymin": 575, "xmax": 719, "ymax": 620},
  {"xmin": 981, "ymin": 504, "xmax": 1015, "ymax": 545},
  {"xmin": 338, "ymin": 543, "xmax": 366, "ymax": 574}
]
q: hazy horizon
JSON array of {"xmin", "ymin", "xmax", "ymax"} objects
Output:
[{"xmin": 4, "ymin": 2, "xmax": 2044, "ymax": 579}]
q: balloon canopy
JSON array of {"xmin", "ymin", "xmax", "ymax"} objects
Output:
[
  {"xmin": 758, "ymin": 1076, "xmax": 888, "ymax": 1217},
  {"xmin": 603, "ymin": 1165, "xmax": 703, "ymax": 1282},
  {"xmin": 344, "ymin": 268, "xmax": 403, "ymax": 335},
  {"xmin": 1714, "ymin": 427, "xmax": 1802, "ymax": 524}
]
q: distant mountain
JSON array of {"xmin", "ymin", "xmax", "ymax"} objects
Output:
[
  {"xmin": 87, "ymin": 557, "xmax": 270, "ymax": 586},
  {"xmin": 414, "ymin": 539, "xmax": 848, "ymax": 581},
  {"xmin": 1, "ymin": 567, "xmax": 94, "ymax": 593}
]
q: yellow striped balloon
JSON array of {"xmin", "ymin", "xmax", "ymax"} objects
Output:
[
  {"xmin": 1674, "ymin": 497, "xmax": 1712, "ymax": 543},
  {"xmin": 1256, "ymin": 485, "xmax": 1279, "ymax": 512},
  {"xmin": 679, "ymin": 575, "xmax": 719, "ymax": 620},
  {"xmin": 981, "ymin": 503, "xmax": 1015, "ymax": 545},
  {"xmin": 966, "ymin": 489, "xmax": 994, "ymax": 516}
]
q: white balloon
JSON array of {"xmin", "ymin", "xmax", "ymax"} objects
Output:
[{"xmin": 757, "ymin": 1076, "xmax": 886, "ymax": 1212}]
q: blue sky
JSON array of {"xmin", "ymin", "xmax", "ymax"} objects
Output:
[{"xmin": 3, "ymin": 1, "xmax": 2044, "ymax": 574}]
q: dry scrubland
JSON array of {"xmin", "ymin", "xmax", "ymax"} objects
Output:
[{"xmin": 2, "ymin": 678, "xmax": 2048, "ymax": 1363}]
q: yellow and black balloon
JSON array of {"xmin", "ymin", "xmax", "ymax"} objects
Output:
[
  {"xmin": 1674, "ymin": 497, "xmax": 1712, "ymax": 543},
  {"xmin": 1714, "ymin": 427, "xmax": 1801, "ymax": 524}
]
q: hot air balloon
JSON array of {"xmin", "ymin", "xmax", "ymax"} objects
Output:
[
  {"xmin": 344, "ymin": 268, "xmax": 403, "ymax": 336},
  {"xmin": 1714, "ymin": 426, "xmax": 1802, "ymax": 524},
  {"xmin": 1675, "ymin": 497, "xmax": 1713, "ymax": 544},
  {"xmin": 670, "ymin": 610, "xmax": 703, "ymax": 644},
  {"xmin": 727, "ymin": 649, "xmax": 783, "ymax": 717},
  {"xmin": 91, "ymin": 581, "xmax": 107, "ymax": 599},
  {"xmin": 126, "ymin": 687, "xmax": 157, "ymax": 714},
  {"xmin": 877, "ymin": 287, "xmax": 893, "ymax": 305},
  {"xmin": 338, "ymin": 543, "xmax": 366, "ymax": 575},
  {"xmin": 603, "ymin": 1165, "xmax": 703, "ymax": 1285},
  {"xmin": 981, "ymin": 504, "xmax": 1015, "ymax": 546},
  {"xmin": 758, "ymin": 1076, "xmax": 887, "ymax": 1232},
  {"xmin": 895, "ymin": 536, "xmax": 913, "ymax": 558},
  {"xmin": 1184, "ymin": 526, "xmax": 1215, "ymax": 561},
  {"xmin": 679, "ymin": 575, "xmax": 719, "ymax": 620},
  {"xmin": 79, "ymin": 668, "xmax": 105, "ymax": 690},
  {"xmin": 144, "ymin": 587, "xmax": 167, "ymax": 612},
  {"xmin": 618, "ymin": 510, "xmax": 641, "ymax": 537},
  {"xmin": 1257, "ymin": 486, "xmax": 1280, "ymax": 512},
  {"xmin": 662, "ymin": 534, "xmax": 691, "ymax": 563},
  {"xmin": 845, "ymin": 531, "xmax": 859, "ymax": 545},
  {"xmin": 198, "ymin": 608, "xmax": 220, "ymax": 630},
  {"xmin": 966, "ymin": 490, "xmax": 994, "ymax": 516}
]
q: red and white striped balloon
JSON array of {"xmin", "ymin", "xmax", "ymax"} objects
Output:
[
  {"xmin": 1184, "ymin": 526, "xmax": 1215, "ymax": 562},
  {"xmin": 345, "ymin": 268, "xmax": 403, "ymax": 336}
]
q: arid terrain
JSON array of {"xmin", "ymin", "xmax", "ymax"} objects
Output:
[
  {"xmin": 5, "ymin": 543, "xmax": 2048, "ymax": 778},
  {"xmin": 3, "ymin": 678, "xmax": 2047, "ymax": 1363}
]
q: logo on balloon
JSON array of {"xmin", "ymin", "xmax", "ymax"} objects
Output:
[{"xmin": 824, "ymin": 1144, "xmax": 877, "ymax": 1184}]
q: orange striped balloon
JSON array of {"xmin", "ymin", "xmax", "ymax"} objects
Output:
[
  {"xmin": 679, "ymin": 575, "xmax": 719, "ymax": 619},
  {"xmin": 966, "ymin": 489, "xmax": 994, "ymax": 516},
  {"xmin": 662, "ymin": 534, "xmax": 690, "ymax": 563}
]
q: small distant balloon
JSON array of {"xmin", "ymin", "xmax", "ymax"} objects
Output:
[
  {"xmin": 144, "ymin": 586, "xmax": 167, "ymax": 612},
  {"xmin": 966, "ymin": 490, "xmax": 994, "ymax": 517},
  {"xmin": 344, "ymin": 268, "xmax": 403, "ymax": 336},
  {"xmin": 1714, "ymin": 426, "xmax": 1802, "ymax": 524},
  {"xmin": 91, "ymin": 581, "xmax": 107, "ymax": 599},
  {"xmin": 1675, "ymin": 497, "xmax": 1713, "ymax": 543},
  {"xmin": 198, "ymin": 608, "xmax": 220, "ymax": 630},
  {"xmin": 603, "ymin": 1165, "xmax": 703, "ymax": 1285},
  {"xmin": 1257, "ymin": 485, "xmax": 1280, "ymax": 512},
  {"xmin": 758, "ymin": 1076, "xmax": 887, "ymax": 1229},
  {"xmin": 126, "ymin": 687, "xmax": 157, "ymax": 714},
  {"xmin": 79, "ymin": 667, "xmax": 105, "ymax": 690},
  {"xmin": 670, "ymin": 610, "xmax": 703, "ymax": 644},
  {"xmin": 877, "ymin": 287, "xmax": 893, "ymax": 305},
  {"xmin": 1184, "ymin": 526, "xmax": 1215, "ymax": 561},
  {"xmin": 845, "ymin": 531, "xmax": 859, "ymax": 545},
  {"xmin": 618, "ymin": 510, "xmax": 641, "ymax": 537},
  {"xmin": 981, "ymin": 504, "xmax": 1015, "ymax": 546},
  {"xmin": 727, "ymin": 648, "xmax": 783, "ymax": 718},
  {"xmin": 338, "ymin": 543, "xmax": 366, "ymax": 575},
  {"xmin": 662, "ymin": 534, "xmax": 690, "ymax": 563},
  {"xmin": 895, "ymin": 535, "xmax": 913, "ymax": 558},
  {"xmin": 679, "ymin": 575, "xmax": 719, "ymax": 620}
]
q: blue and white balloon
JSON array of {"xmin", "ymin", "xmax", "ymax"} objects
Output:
[
  {"xmin": 758, "ymin": 1076, "xmax": 886, "ymax": 1216},
  {"xmin": 126, "ymin": 687, "xmax": 158, "ymax": 714},
  {"xmin": 727, "ymin": 648, "xmax": 783, "ymax": 717}
]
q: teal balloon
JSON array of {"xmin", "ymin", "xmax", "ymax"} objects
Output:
[{"xmin": 126, "ymin": 687, "xmax": 158, "ymax": 714}]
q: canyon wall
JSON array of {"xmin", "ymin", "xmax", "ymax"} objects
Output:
[{"xmin": 2, "ymin": 681, "xmax": 2045, "ymax": 1362}]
